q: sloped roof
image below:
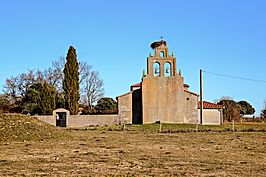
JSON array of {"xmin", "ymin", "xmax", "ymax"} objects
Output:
[
  {"xmin": 198, "ymin": 101, "xmax": 224, "ymax": 109},
  {"xmin": 131, "ymin": 83, "xmax": 141, "ymax": 87},
  {"xmin": 183, "ymin": 84, "xmax": 190, "ymax": 88},
  {"xmin": 116, "ymin": 91, "xmax": 132, "ymax": 98},
  {"xmin": 184, "ymin": 90, "xmax": 199, "ymax": 96}
]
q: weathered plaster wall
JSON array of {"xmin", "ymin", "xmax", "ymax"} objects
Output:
[
  {"xmin": 68, "ymin": 115, "xmax": 119, "ymax": 127},
  {"xmin": 117, "ymin": 92, "xmax": 132, "ymax": 124},
  {"xmin": 36, "ymin": 115, "xmax": 54, "ymax": 125},
  {"xmin": 183, "ymin": 92, "xmax": 199, "ymax": 124},
  {"xmin": 198, "ymin": 109, "xmax": 223, "ymax": 125},
  {"xmin": 36, "ymin": 114, "xmax": 119, "ymax": 127},
  {"xmin": 142, "ymin": 75, "xmax": 193, "ymax": 124}
]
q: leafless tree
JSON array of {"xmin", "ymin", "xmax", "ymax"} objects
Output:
[
  {"xmin": 43, "ymin": 57, "xmax": 104, "ymax": 111},
  {"xmin": 3, "ymin": 56, "xmax": 104, "ymax": 113},
  {"xmin": 3, "ymin": 76, "xmax": 18, "ymax": 103},
  {"xmin": 42, "ymin": 56, "xmax": 65, "ymax": 92},
  {"xmin": 82, "ymin": 70, "xmax": 104, "ymax": 112},
  {"xmin": 3, "ymin": 56, "xmax": 64, "ymax": 102},
  {"xmin": 42, "ymin": 57, "xmax": 92, "ymax": 93},
  {"xmin": 3, "ymin": 70, "xmax": 37, "ymax": 103}
]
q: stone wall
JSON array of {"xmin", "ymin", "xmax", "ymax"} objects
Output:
[{"xmin": 36, "ymin": 114, "xmax": 119, "ymax": 128}]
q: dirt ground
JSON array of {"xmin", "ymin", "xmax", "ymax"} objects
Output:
[{"xmin": 0, "ymin": 128, "xmax": 265, "ymax": 177}]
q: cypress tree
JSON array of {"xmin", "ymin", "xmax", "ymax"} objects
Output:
[
  {"xmin": 63, "ymin": 46, "xmax": 80, "ymax": 114},
  {"xmin": 40, "ymin": 82, "xmax": 57, "ymax": 115}
]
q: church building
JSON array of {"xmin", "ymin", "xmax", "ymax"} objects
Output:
[{"xmin": 117, "ymin": 40, "xmax": 223, "ymax": 125}]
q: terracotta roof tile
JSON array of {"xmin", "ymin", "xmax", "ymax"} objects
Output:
[
  {"xmin": 198, "ymin": 101, "xmax": 224, "ymax": 109},
  {"xmin": 131, "ymin": 83, "xmax": 141, "ymax": 87}
]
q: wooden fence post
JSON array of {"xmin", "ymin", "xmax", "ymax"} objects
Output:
[
  {"xmin": 159, "ymin": 122, "xmax": 162, "ymax": 133},
  {"xmin": 232, "ymin": 120, "xmax": 235, "ymax": 132}
]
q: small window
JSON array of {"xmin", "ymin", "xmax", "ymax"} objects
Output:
[
  {"xmin": 160, "ymin": 51, "xmax": 164, "ymax": 57},
  {"xmin": 186, "ymin": 98, "xmax": 190, "ymax": 101}
]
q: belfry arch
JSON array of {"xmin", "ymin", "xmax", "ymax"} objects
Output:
[
  {"xmin": 164, "ymin": 62, "xmax": 171, "ymax": 77},
  {"xmin": 153, "ymin": 62, "xmax": 160, "ymax": 77},
  {"xmin": 147, "ymin": 40, "xmax": 176, "ymax": 77},
  {"xmin": 160, "ymin": 51, "xmax": 164, "ymax": 57}
]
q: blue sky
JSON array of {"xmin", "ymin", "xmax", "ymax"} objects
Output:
[{"xmin": 1, "ymin": 0, "xmax": 266, "ymax": 114}]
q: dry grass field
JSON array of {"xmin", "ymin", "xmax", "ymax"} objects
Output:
[{"xmin": 0, "ymin": 114, "xmax": 265, "ymax": 176}]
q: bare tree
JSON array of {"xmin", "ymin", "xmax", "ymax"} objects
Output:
[
  {"xmin": 45, "ymin": 57, "xmax": 104, "ymax": 112},
  {"xmin": 79, "ymin": 61, "xmax": 92, "ymax": 85},
  {"xmin": 3, "ymin": 70, "xmax": 37, "ymax": 102},
  {"xmin": 82, "ymin": 70, "xmax": 104, "ymax": 112},
  {"xmin": 43, "ymin": 56, "xmax": 65, "ymax": 92},
  {"xmin": 43, "ymin": 57, "xmax": 92, "ymax": 93},
  {"xmin": 3, "ymin": 56, "xmax": 104, "ymax": 113},
  {"xmin": 3, "ymin": 76, "xmax": 19, "ymax": 104}
]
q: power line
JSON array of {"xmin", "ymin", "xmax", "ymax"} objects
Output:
[{"xmin": 203, "ymin": 70, "xmax": 266, "ymax": 83}]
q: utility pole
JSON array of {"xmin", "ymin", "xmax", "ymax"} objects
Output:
[{"xmin": 200, "ymin": 69, "xmax": 203, "ymax": 124}]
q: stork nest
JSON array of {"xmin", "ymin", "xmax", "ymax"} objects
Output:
[{"xmin": 150, "ymin": 40, "xmax": 167, "ymax": 49}]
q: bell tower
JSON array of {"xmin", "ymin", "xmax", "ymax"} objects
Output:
[
  {"xmin": 117, "ymin": 39, "xmax": 198, "ymax": 125},
  {"xmin": 142, "ymin": 39, "xmax": 187, "ymax": 124},
  {"xmin": 147, "ymin": 40, "xmax": 177, "ymax": 77}
]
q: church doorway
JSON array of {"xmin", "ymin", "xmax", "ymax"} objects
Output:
[{"xmin": 132, "ymin": 89, "xmax": 143, "ymax": 124}]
